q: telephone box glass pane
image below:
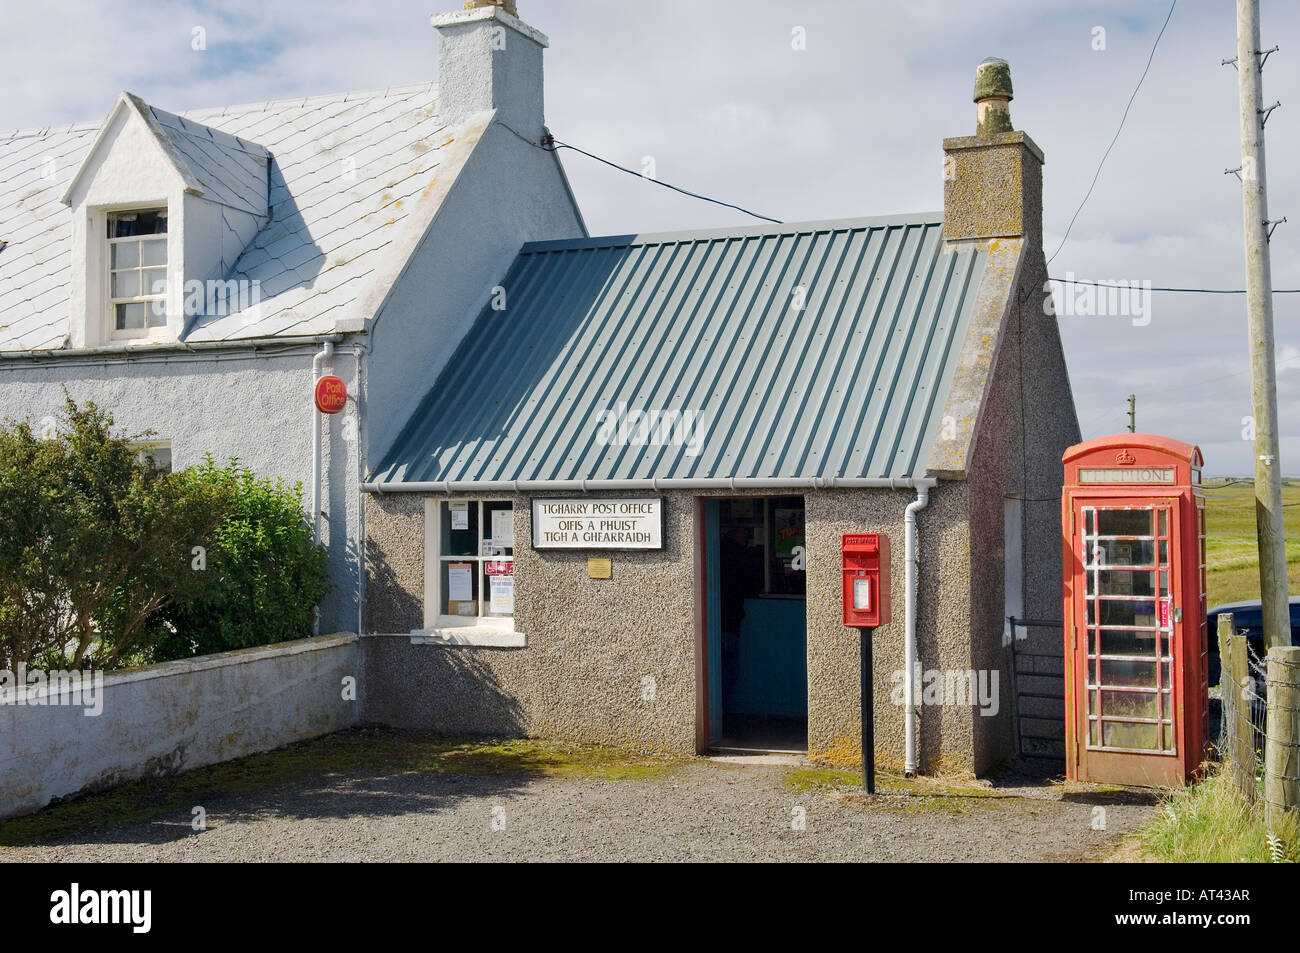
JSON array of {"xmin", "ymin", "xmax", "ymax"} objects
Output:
[
  {"xmin": 1097, "ymin": 510, "xmax": 1153, "ymax": 537},
  {"xmin": 1100, "ymin": 540, "xmax": 1156, "ymax": 566},
  {"xmin": 1100, "ymin": 659, "xmax": 1155, "ymax": 688},
  {"xmin": 1080, "ymin": 505, "xmax": 1177, "ymax": 753},
  {"xmin": 1103, "ymin": 720, "xmax": 1158, "ymax": 749},
  {"xmin": 1100, "ymin": 691, "xmax": 1158, "ymax": 719},
  {"xmin": 1097, "ymin": 569, "xmax": 1156, "ymax": 596},
  {"xmin": 1098, "ymin": 629, "xmax": 1158, "ymax": 658},
  {"xmin": 1094, "ymin": 599, "xmax": 1158, "ymax": 628}
]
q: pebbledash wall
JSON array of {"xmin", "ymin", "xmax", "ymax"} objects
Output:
[
  {"xmin": 0, "ymin": 634, "xmax": 358, "ymax": 820},
  {"xmin": 364, "ymin": 482, "xmax": 997, "ymax": 775}
]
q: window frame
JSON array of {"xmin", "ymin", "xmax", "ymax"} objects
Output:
[
  {"xmin": 130, "ymin": 440, "xmax": 172, "ymax": 474},
  {"xmin": 423, "ymin": 499, "xmax": 516, "ymax": 630},
  {"xmin": 105, "ymin": 208, "xmax": 169, "ymax": 342}
]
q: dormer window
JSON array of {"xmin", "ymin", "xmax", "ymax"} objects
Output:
[
  {"xmin": 61, "ymin": 92, "xmax": 270, "ymax": 348},
  {"xmin": 107, "ymin": 209, "xmax": 168, "ymax": 339}
]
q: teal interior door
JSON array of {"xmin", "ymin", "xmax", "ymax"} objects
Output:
[{"xmin": 705, "ymin": 499, "xmax": 722, "ymax": 744}]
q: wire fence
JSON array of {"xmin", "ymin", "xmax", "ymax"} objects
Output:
[{"xmin": 1217, "ymin": 640, "xmax": 1268, "ymax": 798}]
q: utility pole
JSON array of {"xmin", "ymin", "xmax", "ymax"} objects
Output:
[
  {"xmin": 1127, "ymin": 394, "xmax": 1136, "ymax": 433},
  {"xmin": 1235, "ymin": 0, "xmax": 1289, "ymax": 651}
]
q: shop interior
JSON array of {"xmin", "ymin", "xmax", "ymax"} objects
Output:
[{"xmin": 706, "ymin": 496, "xmax": 808, "ymax": 752}]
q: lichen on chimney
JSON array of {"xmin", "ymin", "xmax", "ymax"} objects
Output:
[{"xmin": 974, "ymin": 57, "xmax": 1014, "ymax": 137}]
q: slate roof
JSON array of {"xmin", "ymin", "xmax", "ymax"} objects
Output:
[
  {"xmin": 135, "ymin": 97, "xmax": 271, "ymax": 218},
  {"xmin": 369, "ymin": 215, "xmax": 988, "ymax": 485},
  {"xmin": 0, "ymin": 82, "xmax": 450, "ymax": 351}
]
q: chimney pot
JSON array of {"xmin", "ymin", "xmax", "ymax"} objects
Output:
[
  {"xmin": 464, "ymin": 0, "xmax": 518, "ymax": 15},
  {"xmin": 942, "ymin": 58, "xmax": 1043, "ymax": 248},
  {"xmin": 973, "ymin": 57, "xmax": 1014, "ymax": 136}
]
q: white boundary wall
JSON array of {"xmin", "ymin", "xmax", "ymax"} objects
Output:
[{"xmin": 0, "ymin": 633, "xmax": 359, "ymax": 820}]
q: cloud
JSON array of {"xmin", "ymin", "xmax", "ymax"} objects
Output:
[{"xmin": 3, "ymin": 0, "xmax": 1298, "ymax": 474}]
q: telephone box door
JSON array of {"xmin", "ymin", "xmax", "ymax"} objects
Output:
[{"xmin": 1071, "ymin": 500, "xmax": 1184, "ymax": 787}]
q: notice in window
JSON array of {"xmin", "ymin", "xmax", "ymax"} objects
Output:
[
  {"xmin": 489, "ymin": 575, "xmax": 514, "ymax": 615},
  {"xmin": 491, "ymin": 508, "xmax": 513, "ymax": 548},
  {"xmin": 450, "ymin": 502, "xmax": 469, "ymax": 531},
  {"xmin": 448, "ymin": 562, "xmax": 473, "ymax": 602}
]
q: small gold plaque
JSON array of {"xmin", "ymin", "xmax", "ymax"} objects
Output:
[{"xmin": 587, "ymin": 557, "xmax": 612, "ymax": 579}]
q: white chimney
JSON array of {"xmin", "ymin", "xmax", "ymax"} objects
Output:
[{"xmin": 431, "ymin": 1, "xmax": 549, "ymax": 140}]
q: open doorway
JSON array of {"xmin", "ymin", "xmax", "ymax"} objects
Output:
[{"xmin": 704, "ymin": 497, "xmax": 808, "ymax": 752}]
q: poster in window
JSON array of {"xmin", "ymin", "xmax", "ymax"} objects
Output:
[
  {"xmin": 447, "ymin": 562, "xmax": 473, "ymax": 602},
  {"xmin": 489, "ymin": 575, "xmax": 514, "ymax": 615},
  {"xmin": 450, "ymin": 502, "xmax": 469, "ymax": 531},
  {"xmin": 773, "ymin": 507, "xmax": 805, "ymax": 557},
  {"xmin": 491, "ymin": 508, "xmax": 513, "ymax": 549}
]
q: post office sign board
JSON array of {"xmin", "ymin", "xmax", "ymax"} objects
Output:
[{"xmin": 532, "ymin": 498, "xmax": 664, "ymax": 550}]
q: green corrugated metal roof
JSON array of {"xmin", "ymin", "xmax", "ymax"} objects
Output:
[{"xmin": 370, "ymin": 214, "xmax": 987, "ymax": 485}]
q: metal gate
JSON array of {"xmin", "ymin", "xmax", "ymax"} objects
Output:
[{"xmin": 1008, "ymin": 618, "xmax": 1066, "ymax": 759}]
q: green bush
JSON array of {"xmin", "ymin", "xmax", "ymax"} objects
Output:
[
  {"xmin": 0, "ymin": 397, "xmax": 231, "ymax": 671},
  {"xmin": 150, "ymin": 456, "xmax": 330, "ymax": 661}
]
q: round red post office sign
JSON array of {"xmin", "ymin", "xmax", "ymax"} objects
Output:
[{"xmin": 314, "ymin": 375, "xmax": 347, "ymax": 414}]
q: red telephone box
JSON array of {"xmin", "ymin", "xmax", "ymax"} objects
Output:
[
  {"xmin": 842, "ymin": 533, "xmax": 891, "ymax": 628},
  {"xmin": 1061, "ymin": 434, "xmax": 1208, "ymax": 787}
]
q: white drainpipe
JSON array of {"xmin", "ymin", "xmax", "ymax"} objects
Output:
[
  {"xmin": 903, "ymin": 483, "xmax": 930, "ymax": 777},
  {"xmin": 311, "ymin": 341, "xmax": 334, "ymax": 545},
  {"xmin": 311, "ymin": 341, "xmax": 333, "ymax": 635}
]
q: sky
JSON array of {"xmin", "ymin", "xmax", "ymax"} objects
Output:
[{"xmin": 2, "ymin": 0, "xmax": 1298, "ymax": 475}]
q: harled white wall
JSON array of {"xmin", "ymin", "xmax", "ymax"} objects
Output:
[
  {"xmin": 0, "ymin": 343, "xmax": 364, "ymax": 634},
  {"xmin": 0, "ymin": 634, "xmax": 358, "ymax": 820}
]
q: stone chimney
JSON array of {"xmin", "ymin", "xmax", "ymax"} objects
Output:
[
  {"xmin": 431, "ymin": 0, "xmax": 549, "ymax": 139},
  {"xmin": 942, "ymin": 58, "xmax": 1044, "ymax": 251}
]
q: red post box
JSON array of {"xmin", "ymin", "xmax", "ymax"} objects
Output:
[
  {"xmin": 843, "ymin": 533, "xmax": 891, "ymax": 628},
  {"xmin": 1061, "ymin": 434, "xmax": 1207, "ymax": 787}
]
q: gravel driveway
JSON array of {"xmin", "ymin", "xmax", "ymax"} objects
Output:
[{"xmin": 0, "ymin": 734, "xmax": 1157, "ymax": 862}]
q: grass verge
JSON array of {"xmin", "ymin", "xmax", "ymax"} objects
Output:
[{"xmin": 1138, "ymin": 766, "xmax": 1299, "ymax": 862}]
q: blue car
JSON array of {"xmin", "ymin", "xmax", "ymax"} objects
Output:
[{"xmin": 1205, "ymin": 597, "xmax": 1300, "ymax": 687}]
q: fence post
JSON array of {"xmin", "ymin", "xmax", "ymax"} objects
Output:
[
  {"xmin": 1211, "ymin": 608, "xmax": 1232, "ymax": 743},
  {"xmin": 1229, "ymin": 632, "xmax": 1256, "ymax": 800},
  {"xmin": 1265, "ymin": 645, "xmax": 1300, "ymax": 829},
  {"xmin": 1218, "ymin": 615, "xmax": 1245, "ymax": 796}
]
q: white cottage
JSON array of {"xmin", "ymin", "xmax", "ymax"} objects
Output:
[{"xmin": 0, "ymin": 1, "xmax": 585, "ymax": 631}]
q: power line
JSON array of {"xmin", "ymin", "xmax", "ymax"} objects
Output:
[
  {"xmin": 1047, "ymin": 0, "xmax": 1178, "ymax": 265},
  {"xmin": 517, "ymin": 128, "xmax": 1300, "ymax": 297},
  {"xmin": 1045, "ymin": 275, "xmax": 1300, "ymax": 293},
  {"xmin": 1051, "ymin": 276, "xmax": 1300, "ymax": 294},
  {"xmin": 531, "ymin": 133, "xmax": 783, "ymax": 225}
]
